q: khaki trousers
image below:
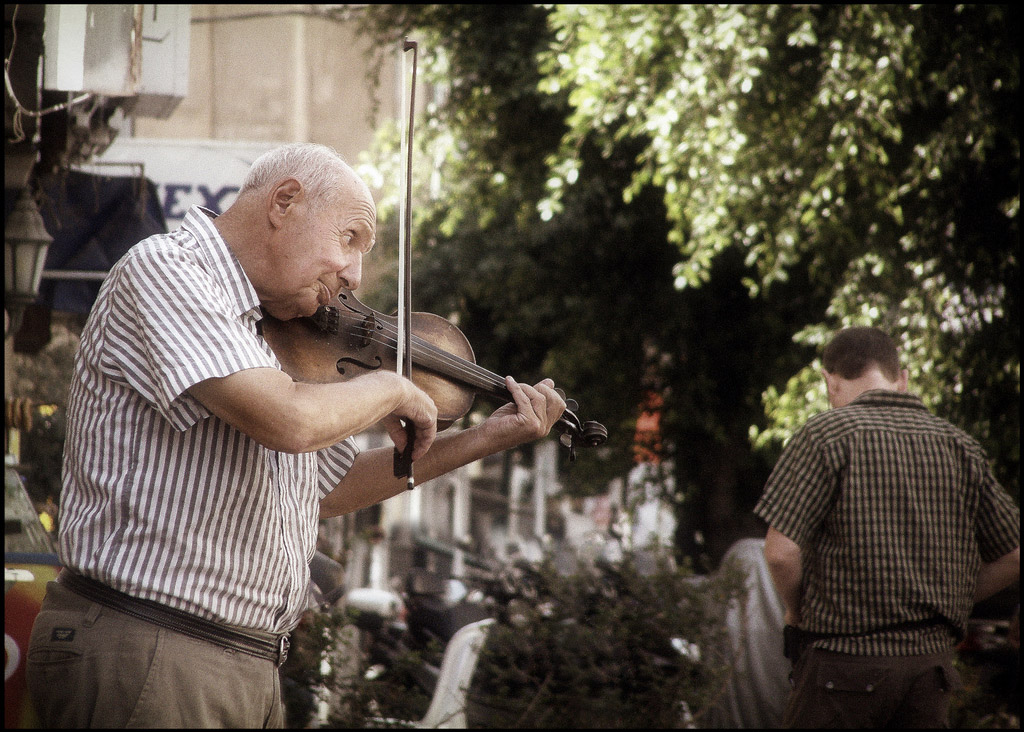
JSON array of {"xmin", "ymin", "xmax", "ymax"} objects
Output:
[
  {"xmin": 782, "ymin": 647, "xmax": 963, "ymax": 728},
  {"xmin": 26, "ymin": 580, "xmax": 285, "ymax": 729}
]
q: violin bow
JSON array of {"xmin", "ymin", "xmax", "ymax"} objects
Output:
[{"xmin": 394, "ymin": 37, "xmax": 418, "ymax": 489}]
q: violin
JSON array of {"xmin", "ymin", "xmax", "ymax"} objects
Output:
[{"xmin": 259, "ymin": 289, "xmax": 608, "ymax": 460}]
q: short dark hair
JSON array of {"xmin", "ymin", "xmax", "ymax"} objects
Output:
[{"xmin": 822, "ymin": 326, "xmax": 901, "ymax": 381}]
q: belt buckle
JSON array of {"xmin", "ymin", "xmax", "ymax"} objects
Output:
[{"xmin": 277, "ymin": 635, "xmax": 290, "ymax": 666}]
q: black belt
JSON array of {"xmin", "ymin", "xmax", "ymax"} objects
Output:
[
  {"xmin": 58, "ymin": 571, "xmax": 290, "ymax": 666},
  {"xmin": 784, "ymin": 617, "xmax": 958, "ymax": 662},
  {"xmin": 802, "ymin": 616, "xmax": 960, "ymax": 643}
]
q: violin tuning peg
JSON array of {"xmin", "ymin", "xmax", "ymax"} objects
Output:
[{"xmin": 582, "ymin": 421, "xmax": 608, "ymax": 447}]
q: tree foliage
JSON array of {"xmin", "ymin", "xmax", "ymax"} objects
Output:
[
  {"xmin": 538, "ymin": 4, "xmax": 1019, "ymax": 496},
  {"xmin": 356, "ymin": 5, "xmax": 1019, "ymax": 561}
]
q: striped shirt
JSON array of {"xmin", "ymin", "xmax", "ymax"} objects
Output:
[
  {"xmin": 58, "ymin": 206, "xmax": 358, "ymax": 634},
  {"xmin": 755, "ymin": 389, "xmax": 1019, "ymax": 655}
]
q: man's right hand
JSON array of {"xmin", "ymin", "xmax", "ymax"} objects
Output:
[{"xmin": 379, "ymin": 374, "xmax": 437, "ymax": 463}]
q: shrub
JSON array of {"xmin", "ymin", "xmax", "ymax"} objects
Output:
[{"xmin": 467, "ymin": 552, "xmax": 745, "ymax": 728}]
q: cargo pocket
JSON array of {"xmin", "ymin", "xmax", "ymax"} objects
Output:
[
  {"xmin": 812, "ymin": 656, "xmax": 890, "ymax": 728},
  {"xmin": 816, "ymin": 661, "xmax": 888, "ymax": 694}
]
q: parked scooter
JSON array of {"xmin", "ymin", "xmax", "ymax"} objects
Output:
[
  {"xmin": 287, "ymin": 556, "xmax": 546, "ymax": 727},
  {"xmin": 345, "ymin": 567, "xmax": 491, "ymax": 710},
  {"xmin": 404, "ymin": 568, "xmax": 492, "ymax": 652}
]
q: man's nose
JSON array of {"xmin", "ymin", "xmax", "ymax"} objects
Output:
[{"xmin": 338, "ymin": 255, "xmax": 362, "ymax": 291}]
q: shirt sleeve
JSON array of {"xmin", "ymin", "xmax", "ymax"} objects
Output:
[
  {"xmin": 754, "ymin": 424, "xmax": 840, "ymax": 546},
  {"xmin": 317, "ymin": 438, "xmax": 360, "ymax": 499},
  {"xmin": 973, "ymin": 458, "xmax": 1021, "ymax": 562},
  {"xmin": 99, "ymin": 243, "xmax": 275, "ymax": 431}
]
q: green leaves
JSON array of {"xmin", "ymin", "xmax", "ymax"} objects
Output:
[
  {"xmin": 539, "ymin": 5, "xmax": 1018, "ymax": 493},
  {"xmin": 357, "ymin": 4, "xmax": 1018, "ymax": 523}
]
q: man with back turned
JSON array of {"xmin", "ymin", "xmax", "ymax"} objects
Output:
[{"xmin": 756, "ymin": 325, "xmax": 1019, "ymax": 728}]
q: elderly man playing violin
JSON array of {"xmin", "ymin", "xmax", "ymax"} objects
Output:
[{"xmin": 27, "ymin": 142, "xmax": 567, "ymax": 729}]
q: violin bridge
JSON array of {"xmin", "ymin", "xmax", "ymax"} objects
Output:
[{"xmin": 350, "ymin": 313, "xmax": 376, "ymax": 349}]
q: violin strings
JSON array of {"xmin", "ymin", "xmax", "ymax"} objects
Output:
[
  {"xmin": 317, "ymin": 308, "xmax": 510, "ymax": 395},
  {"xmin": 285, "ymin": 305, "xmax": 583, "ymax": 437},
  {"xmin": 315, "ymin": 308, "xmax": 581, "ymax": 436}
]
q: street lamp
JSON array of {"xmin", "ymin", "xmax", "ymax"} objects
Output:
[{"xmin": 5, "ymin": 188, "xmax": 52, "ymax": 339}]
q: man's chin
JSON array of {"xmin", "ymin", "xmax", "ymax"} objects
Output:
[{"xmin": 262, "ymin": 301, "xmax": 318, "ymax": 321}]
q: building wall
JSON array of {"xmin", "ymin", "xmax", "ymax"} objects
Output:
[{"xmin": 133, "ymin": 5, "xmax": 401, "ymax": 169}]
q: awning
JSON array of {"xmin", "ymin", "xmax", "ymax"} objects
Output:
[
  {"xmin": 35, "ymin": 169, "xmax": 168, "ymax": 312},
  {"xmin": 6, "ymin": 170, "xmax": 166, "ymax": 352}
]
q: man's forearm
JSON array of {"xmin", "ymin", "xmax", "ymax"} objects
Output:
[
  {"xmin": 975, "ymin": 546, "xmax": 1020, "ymax": 603},
  {"xmin": 764, "ymin": 527, "xmax": 803, "ymax": 626},
  {"xmin": 319, "ymin": 420, "xmax": 508, "ymax": 518}
]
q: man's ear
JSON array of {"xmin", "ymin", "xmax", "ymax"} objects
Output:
[
  {"xmin": 821, "ymin": 369, "xmax": 841, "ymax": 407},
  {"xmin": 896, "ymin": 368, "xmax": 909, "ymax": 392},
  {"xmin": 268, "ymin": 178, "xmax": 303, "ymax": 229},
  {"xmin": 821, "ymin": 369, "xmax": 836, "ymax": 396}
]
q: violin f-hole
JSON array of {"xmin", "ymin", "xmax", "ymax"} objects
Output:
[{"xmin": 337, "ymin": 355, "xmax": 383, "ymax": 376}]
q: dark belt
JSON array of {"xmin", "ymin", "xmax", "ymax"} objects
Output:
[
  {"xmin": 58, "ymin": 570, "xmax": 290, "ymax": 666},
  {"xmin": 783, "ymin": 617, "xmax": 958, "ymax": 662}
]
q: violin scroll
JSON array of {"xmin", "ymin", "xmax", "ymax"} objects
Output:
[{"xmin": 552, "ymin": 395, "xmax": 608, "ymax": 461}]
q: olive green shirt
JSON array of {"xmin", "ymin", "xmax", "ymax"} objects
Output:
[{"xmin": 755, "ymin": 390, "xmax": 1019, "ymax": 655}]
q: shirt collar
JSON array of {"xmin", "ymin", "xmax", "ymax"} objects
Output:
[
  {"xmin": 849, "ymin": 389, "xmax": 928, "ymax": 411},
  {"xmin": 180, "ymin": 206, "xmax": 262, "ymax": 321}
]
